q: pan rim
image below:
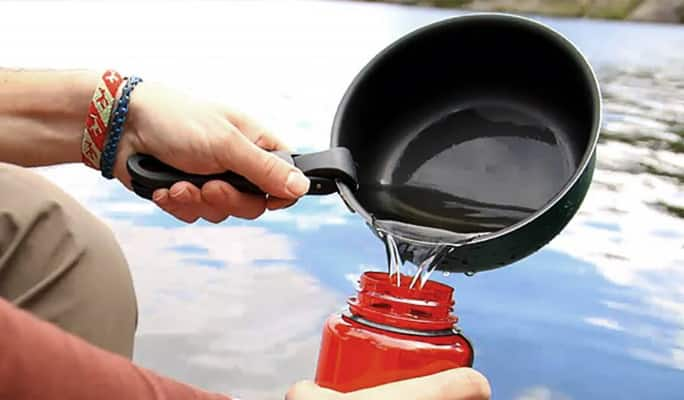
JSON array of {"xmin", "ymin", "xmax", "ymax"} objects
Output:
[{"xmin": 331, "ymin": 12, "xmax": 602, "ymax": 249}]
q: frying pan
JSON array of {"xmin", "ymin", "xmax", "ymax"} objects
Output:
[{"xmin": 127, "ymin": 13, "xmax": 601, "ymax": 274}]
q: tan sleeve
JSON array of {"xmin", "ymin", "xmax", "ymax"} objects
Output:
[{"xmin": 0, "ymin": 297, "xmax": 232, "ymax": 400}]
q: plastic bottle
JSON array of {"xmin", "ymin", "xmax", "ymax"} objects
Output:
[{"xmin": 314, "ymin": 271, "xmax": 473, "ymax": 393}]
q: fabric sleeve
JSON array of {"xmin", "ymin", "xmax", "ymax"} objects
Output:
[{"xmin": 0, "ymin": 297, "xmax": 232, "ymax": 400}]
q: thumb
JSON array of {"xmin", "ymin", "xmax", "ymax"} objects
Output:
[
  {"xmin": 286, "ymin": 380, "xmax": 341, "ymax": 400},
  {"xmin": 346, "ymin": 368, "xmax": 491, "ymax": 400},
  {"xmin": 225, "ymin": 133, "xmax": 310, "ymax": 199}
]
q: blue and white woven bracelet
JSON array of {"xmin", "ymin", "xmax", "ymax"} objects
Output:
[{"xmin": 100, "ymin": 76, "xmax": 143, "ymax": 179}]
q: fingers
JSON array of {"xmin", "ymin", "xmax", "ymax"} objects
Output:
[
  {"xmin": 253, "ymin": 131, "xmax": 289, "ymax": 152},
  {"xmin": 152, "ymin": 181, "xmax": 268, "ymax": 223},
  {"xmin": 152, "ymin": 182, "xmax": 202, "ymax": 223},
  {"xmin": 128, "ymin": 97, "xmax": 307, "ymax": 221},
  {"xmin": 201, "ymin": 181, "xmax": 266, "ymax": 220},
  {"xmin": 285, "ymin": 380, "xmax": 341, "ymax": 400},
  {"xmin": 220, "ymin": 109, "xmax": 309, "ymax": 199},
  {"xmin": 345, "ymin": 368, "xmax": 491, "ymax": 400},
  {"xmin": 225, "ymin": 108, "xmax": 290, "ymax": 151},
  {"xmin": 284, "ymin": 369, "xmax": 490, "ymax": 400},
  {"xmin": 266, "ymin": 196, "xmax": 296, "ymax": 211},
  {"xmin": 223, "ymin": 132, "xmax": 310, "ymax": 200}
]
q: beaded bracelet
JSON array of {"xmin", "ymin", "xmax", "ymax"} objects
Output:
[
  {"xmin": 81, "ymin": 70, "xmax": 124, "ymax": 170},
  {"xmin": 100, "ymin": 76, "xmax": 143, "ymax": 179}
]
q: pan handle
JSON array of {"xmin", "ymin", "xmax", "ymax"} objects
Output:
[{"xmin": 126, "ymin": 147, "xmax": 358, "ymax": 200}]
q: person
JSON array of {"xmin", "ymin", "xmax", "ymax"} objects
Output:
[{"xmin": 0, "ymin": 68, "xmax": 491, "ymax": 400}]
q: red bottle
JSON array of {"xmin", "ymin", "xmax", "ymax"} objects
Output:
[{"xmin": 314, "ymin": 271, "xmax": 473, "ymax": 393}]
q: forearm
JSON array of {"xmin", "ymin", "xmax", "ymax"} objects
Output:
[
  {"xmin": 0, "ymin": 69, "xmax": 97, "ymax": 166},
  {"xmin": 0, "ymin": 297, "xmax": 231, "ymax": 400}
]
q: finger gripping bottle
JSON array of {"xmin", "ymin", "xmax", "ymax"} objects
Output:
[{"xmin": 314, "ymin": 271, "xmax": 473, "ymax": 393}]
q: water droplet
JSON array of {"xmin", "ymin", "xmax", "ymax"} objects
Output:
[
  {"xmin": 465, "ymin": 271, "xmax": 476, "ymax": 277},
  {"xmin": 442, "ymin": 271, "xmax": 451, "ymax": 277}
]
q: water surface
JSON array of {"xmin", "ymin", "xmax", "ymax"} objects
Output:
[{"xmin": 1, "ymin": 1, "xmax": 683, "ymax": 399}]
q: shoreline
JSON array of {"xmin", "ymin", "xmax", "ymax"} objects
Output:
[{"xmin": 354, "ymin": 0, "xmax": 684, "ymax": 24}]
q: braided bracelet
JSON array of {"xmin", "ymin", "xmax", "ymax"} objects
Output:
[
  {"xmin": 81, "ymin": 70, "xmax": 124, "ymax": 170},
  {"xmin": 100, "ymin": 76, "xmax": 143, "ymax": 179}
]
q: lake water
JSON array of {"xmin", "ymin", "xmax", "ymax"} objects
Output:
[{"xmin": 1, "ymin": 1, "xmax": 683, "ymax": 399}]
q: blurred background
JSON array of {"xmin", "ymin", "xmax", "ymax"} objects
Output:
[
  {"xmin": 1, "ymin": 1, "xmax": 682, "ymax": 399},
  {"xmin": 358, "ymin": 0, "xmax": 684, "ymax": 23}
]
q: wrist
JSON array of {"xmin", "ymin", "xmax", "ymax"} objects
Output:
[
  {"xmin": 109, "ymin": 81, "xmax": 144, "ymax": 181},
  {"xmin": 96, "ymin": 75, "xmax": 143, "ymax": 179},
  {"xmin": 25, "ymin": 70, "xmax": 101, "ymax": 164},
  {"xmin": 80, "ymin": 70, "xmax": 127, "ymax": 171},
  {"xmin": 0, "ymin": 69, "xmax": 99, "ymax": 166}
]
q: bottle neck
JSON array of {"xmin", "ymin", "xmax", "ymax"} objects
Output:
[{"xmin": 347, "ymin": 271, "xmax": 458, "ymax": 332}]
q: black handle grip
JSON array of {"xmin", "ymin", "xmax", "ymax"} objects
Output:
[{"xmin": 126, "ymin": 148, "xmax": 358, "ymax": 200}]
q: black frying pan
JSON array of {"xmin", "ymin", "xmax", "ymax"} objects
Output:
[{"xmin": 127, "ymin": 13, "xmax": 601, "ymax": 274}]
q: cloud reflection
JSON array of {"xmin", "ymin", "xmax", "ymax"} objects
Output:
[
  {"xmin": 10, "ymin": 1, "xmax": 684, "ymax": 397},
  {"xmin": 110, "ymin": 219, "xmax": 341, "ymax": 399},
  {"xmin": 31, "ymin": 166, "xmax": 344, "ymax": 399},
  {"xmin": 583, "ymin": 317, "xmax": 624, "ymax": 332},
  {"xmin": 259, "ymin": 196, "xmax": 353, "ymax": 231},
  {"xmin": 547, "ymin": 67, "xmax": 684, "ymax": 371},
  {"xmin": 515, "ymin": 386, "xmax": 572, "ymax": 400}
]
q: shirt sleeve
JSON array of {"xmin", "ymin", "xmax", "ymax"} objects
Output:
[{"xmin": 0, "ymin": 297, "xmax": 232, "ymax": 400}]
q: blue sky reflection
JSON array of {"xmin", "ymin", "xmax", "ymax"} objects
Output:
[{"xmin": 2, "ymin": 1, "xmax": 683, "ymax": 399}]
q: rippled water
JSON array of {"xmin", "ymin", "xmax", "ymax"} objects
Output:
[{"xmin": 1, "ymin": 1, "xmax": 683, "ymax": 399}]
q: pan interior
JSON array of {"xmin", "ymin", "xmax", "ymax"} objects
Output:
[{"xmin": 357, "ymin": 98, "xmax": 577, "ymax": 236}]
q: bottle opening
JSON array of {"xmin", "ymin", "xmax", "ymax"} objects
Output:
[{"xmin": 348, "ymin": 271, "xmax": 458, "ymax": 332}]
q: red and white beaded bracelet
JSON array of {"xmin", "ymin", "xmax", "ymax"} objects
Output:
[{"xmin": 81, "ymin": 69, "xmax": 125, "ymax": 170}]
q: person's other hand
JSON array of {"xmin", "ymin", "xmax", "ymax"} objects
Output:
[
  {"xmin": 114, "ymin": 81, "xmax": 310, "ymax": 223},
  {"xmin": 285, "ymin": 368, "xmax": 491, "ymax": 400}
]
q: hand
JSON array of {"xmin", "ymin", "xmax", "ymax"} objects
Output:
[
  {"xmin": 113, "ymin": 81, "xmax": 310, "ymax": 223},
  {"xmin": 285, "ymin": 368, "xmax": 491, "ymax": 400}
]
